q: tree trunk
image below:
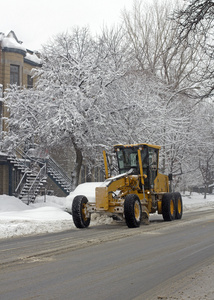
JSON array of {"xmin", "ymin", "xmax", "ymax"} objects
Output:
[
  {"xmin": 71, "ymin": 141, "xmax": 83, "ymax": 191},
  {"xmin": 204, "ymin": 184, "xmax": 207, "ymax": 199}
]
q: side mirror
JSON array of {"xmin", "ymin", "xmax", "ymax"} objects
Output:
[{"xmin": 103, "ymin": 150, "xmax": 110, "ymax": 179}]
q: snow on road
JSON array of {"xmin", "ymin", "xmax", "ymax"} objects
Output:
[{"xmin": 0, "ymin": 192, "xmax": 213, "ymax": 239}]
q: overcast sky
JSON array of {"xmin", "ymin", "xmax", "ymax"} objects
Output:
[{"xmin": 1, "ymin": 0, "xmax": 137, "ymax": 51}]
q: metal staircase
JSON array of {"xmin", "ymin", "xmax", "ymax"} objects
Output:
[
  {"xmin": 7, "ymin": 146, "xmax": 72, "ymax": 204},
  {"xmin": 7, "ymin": 155, "xmax": 30, "ymax": 174},
  {"xmin": 18, "ymin": 165, "xmax": 47, "ymax": 204},
  {"xmin": 46, "ymin": 157, "xmax": 72, "ymax": 195},
  {"xmin": 7, "ymin": 155, "xmax": 47, "ymax": 204}
]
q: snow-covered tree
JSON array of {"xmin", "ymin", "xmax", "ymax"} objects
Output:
[
  {"xmin": 121, "ymin": 0, "xmax": 211, "ymax": 189},
  {"xmin": 190, "ymin": 101, "xmax": 214, "ymax": 197},
  {"xmin": 174, "ymin": 0, "xmax": 214, "ymax": 98},
  {"xmin": 3, "ymin": 85, "xmax": 44, "ymax": 149},
  {"xmin": 122, "ymin": 1, "xmax": 203, "ymax": 91},
  {"xmin": 4, "ymin": 27, "xmax": 129, "ymax": 189}
]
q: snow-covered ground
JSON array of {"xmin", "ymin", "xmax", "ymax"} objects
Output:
[{"xmin": 0, "ymin": 192, "xmax": 214, "ymax": 239}]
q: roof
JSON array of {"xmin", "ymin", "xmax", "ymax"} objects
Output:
[
  {"xmin": 114, "ymin": 143, "xmax": 161, "ymax": 150},
  {"xmin": 1, "ymin": 30, "xmax": 26, "ymax": 54}
]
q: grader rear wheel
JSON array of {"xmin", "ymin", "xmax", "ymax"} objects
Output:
[
  {"xmin": 72, "ymin": 195, "xmax": 90, "ymax": 228},
  {"xmin": 124, "ymin": 194, "xmax": 142, "ymax": 228},
  {"xmin": 162, "ymin": 193, "xmax": 175, "ymax": 221}
]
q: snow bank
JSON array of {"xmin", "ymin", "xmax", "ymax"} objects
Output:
[
  {"xmin": 0, "ymin": 195, "xmax": 28, "ymax": 212},
  {"xmin": 0, "ymin": 192, "xmax": 213, "ymax": 239},
  {"xmin": 182, "ymin": 192, "xmax": 214, "ymax": 211},
  {"xmin": 0, "ymin": 195, "xmax": 74, "ymax": 239}
]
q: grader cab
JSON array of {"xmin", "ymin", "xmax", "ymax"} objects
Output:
[{"xmin": 71, "ymin": 143, "xmax": 183, "ymax": 228}]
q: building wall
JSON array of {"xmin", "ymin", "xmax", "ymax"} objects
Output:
[
  {"xmin": 23, "ymin": 62, "xmax": 33, "ymax": 87},
  {"xmin": 1, "ymin": 50, "xmax": 24, "ymax": 131},
  {"xmin": 0, "ymin": 47, "xmax": 2, "ymax": 86},
  {"xmin": 1, "ymin": 51, "xmax": 24, "ymax": 88},
  {"xmin": 0, "ymin": 162, "xmax": 9, "ymax": 194},
  {"xmin": 1, "ymin": 51, "xmax": 38, "ymax": 89}
]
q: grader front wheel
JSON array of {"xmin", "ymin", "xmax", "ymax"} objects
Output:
[
  {"xmin": 72, "ymin": 195, "xmax": 91, "ymax": 228},
  {"xmin": 124, "ymin": 194, "xmax": 142, "ymax": 228}
]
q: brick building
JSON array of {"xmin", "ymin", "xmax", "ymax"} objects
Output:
[{"xmin": 0, "ymin": 30, "xmax": 41, "ymax": 195}]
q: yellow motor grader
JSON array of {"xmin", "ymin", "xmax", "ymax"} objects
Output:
[{"xmin": 71, "ymin": 143, "xmax": 183, "ymax": 228}]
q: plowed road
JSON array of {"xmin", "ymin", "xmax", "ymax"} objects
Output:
[{"xmin": 0, "ymin": 210, "xmax": 214, "ymax": 300}]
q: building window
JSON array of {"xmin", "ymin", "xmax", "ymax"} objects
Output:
[
  {"xmin": 27, "ymin": 75, "xmax": 33, "ymax": 88},
  {"xmin": 10, "ymin": 65, "xmax": 20, "ymax": 85}
]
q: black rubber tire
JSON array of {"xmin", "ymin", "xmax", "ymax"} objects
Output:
[
  {"xmin": 72, "ymin": 195, "xmax": 90, "ymax": 228},
  {"xmin": 174, "ymin": 192, "xmax": 183, "ymax": 220},
  {"xmin": 162, "ymin": 193, "xmax": 175, "ymax": 221},
  {"xmin": 124, "ymin": 194, "xmax": 142, "ymax": 228}
]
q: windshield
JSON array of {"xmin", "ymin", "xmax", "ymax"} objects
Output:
[
  {"xmin": 116, "ymin": 148, "xmax": 143, "ymax": 174},
  {"xmin": 115, "ymin": 146, "xmax": 158, "ymax": 190}
]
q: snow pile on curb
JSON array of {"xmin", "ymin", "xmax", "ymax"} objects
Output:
[
  {"xmin": 182, "ymin": 192, "xmax": 214, "ymax": 211},
  {"xmin": 0, "ymin": 195, "xmax": 74, "ymax": 239}
]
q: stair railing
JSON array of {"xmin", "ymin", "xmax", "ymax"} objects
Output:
[
  {"xmin": 26, "ymin": 164, "xmax": 47, "ymax": 204},
  {"xmin": 14, "ymin": 170, "xmax": 29, "ymax": 197},
  {"xmin": 47, "ymin": 156, "xmax": 72, "ymax": 190}
]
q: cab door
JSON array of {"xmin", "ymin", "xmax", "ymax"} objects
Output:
[{"xmin": 148, "ymin": 148, "xmax": 158, "ymax": 189}]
